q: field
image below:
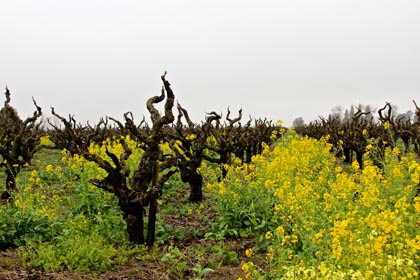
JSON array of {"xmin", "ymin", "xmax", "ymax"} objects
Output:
[{"xmin": 0, "ymin": 130, "xmax": 419, "ymax": 279}]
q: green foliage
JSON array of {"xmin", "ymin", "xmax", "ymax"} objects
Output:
[
  {"xmin": 19, "ymin": 230, "xmax": 126, "ymax": 272},
  {"xmin": 191, "ymin": 262, "xmax": 214, "ymax": 280},
  {"xmin": 0, "ymin": 148, "xmax": 131, "ymax": 272},
  {"xmin": 205, "ymin": 145, "xmax": 283, "ymax": 239},
  {"xmin": 63, "ymin": 184, "xmax": 127, "ymax": 244},
  {"xmin": 160, "ymin": 245, "xmax": 187, "ymax": 273},
  {"xmin": 207, "ymin": 198, "xmax": 272, "ymax": 239},
  {"xmin": 0, "ymin": 203, "xmax": 53, "ymax": 249},
  {"xmin": 207, "ymin": 244, "xmax": 238, "ymax": 266},
  {"xmin": 160, "ymin": 245, "xmax": 217, "ymax": 279}
]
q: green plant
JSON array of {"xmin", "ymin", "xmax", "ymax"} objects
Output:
[
  {"xmin": 207, "ymin": 244, "xmax": 238, "ymax": 266},
  {"xmin": 0, "ymin": 203, "xmax": 53, "ymax": 249},
  {"xmin": 191, "ymin": 260, "xmax": 214, "ymax": 280},
  {"xmin": 19, "ymin": 230, "xmax": 127, "ymax": 272},
  {"xmin": 160, "ymin": 246, "xmax": 188, "ymax": 275}
]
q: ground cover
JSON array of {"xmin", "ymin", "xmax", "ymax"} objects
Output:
[{"xmin": 0, "ymin": 131, "xmax": 419, "ymax": 279}]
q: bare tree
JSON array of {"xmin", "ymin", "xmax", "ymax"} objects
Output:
[
  {"xmin": 49, "ymin": 73, "xmax": 177, "ymax": 246},
  {"xmin": 0, "ymin": 88, "xmax": 44, "ymax": 199}
]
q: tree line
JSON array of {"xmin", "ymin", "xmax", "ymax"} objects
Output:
[{"xmin": 296, "ymin": 102, "xmax": 420, "ymax": 169}]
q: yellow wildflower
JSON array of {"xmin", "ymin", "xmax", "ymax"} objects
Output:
[
  {"xmin": 315, "ymin": 229, "xmax": 324, "ymax": 239},
  {"xmin": 351, "ymin": 161, "xmax": 360, "ymax": 171},
  {"xmin": 45, "ymin": 164, "xmax": 54, "ymax": 172},
  {"xmin": 265, "ymin": 231, "xmax": 273, "ymax": 240},
  {"xmin": 245, "ymin": 248, "xmax": 253, "ymax": 258},
  {"xmin": 264, "ymin": 179, "xmax": 273, "ymax": 188},
  {"xmin": 266, "ymin": 247, "xmax": 275, "ymax": 259},
  {"xmin": 186, "ymin": 133, "xmax": 197, "ymax": 141},
  {"xmin": 275, "ymin": 225, "xmax": 285, "ymax": 236},
  {"xmin": 414, "ymin": 197, "xmax": 420, "ymax": 213},
  {"xmin": 241, "ymin": 262, "xmax": 250, "ymax": 273},
  {"xmin": 392, "ymin": 146, "xmax": 401, "ymax": 157}
]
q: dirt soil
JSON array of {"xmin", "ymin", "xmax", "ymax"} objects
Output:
[
  {"xmin": 0, "ymin": 245, "xmax": 245, "ymax": 280},
  {"xmin": 0, "ymin": 202, "xmax": 250, "ymax": 280}
]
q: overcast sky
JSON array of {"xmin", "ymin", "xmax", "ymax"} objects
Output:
[{"xmin": 1, "ymin": 0, "xmax": 419, "ymax": 126}]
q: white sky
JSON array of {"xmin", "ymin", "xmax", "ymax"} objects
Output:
[{"xmin": 1, "ymin": 0, "xmax": 419, "ymax": 126}]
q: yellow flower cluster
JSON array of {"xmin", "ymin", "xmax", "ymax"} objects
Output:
[
  {"xmin": 208, "ymin": 130, "xmax": 420, "ymax": 279},
  {"xmin": 241, "ymin": 261, "xmax": 259, "ymax": 279},
  {"xmin": 245, "ymin": 248, "xmax": 253, "ymax": 258},
  {"xmin": 39, "ymin": 135, "xmax": 54, "ymax": 146},
  {"xmin": 60, "ymin": 135, "xmax": 145, "ymax": 183},
  {"xmin": 13, "ymin": 163, "xmax": 64, "ymax": 221}
]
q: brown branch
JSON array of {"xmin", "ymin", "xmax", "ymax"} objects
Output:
[
  {"xmin": 177, "ymin": 102, "xmax": 195, "ymax": 128},
  {"xmin": 226, "ymin": 108, "xmax": 242, "ymax": 126},
  {"xmin": 159, "ymin": 71, "xmax": 175, "ymax": 126},
  {"xmin": 147, "ymin": 87, "xmax": 165, "ymax": 124},
  {"xmin": 143, "ymin": 170, "xmax": 177, "ymax": 205},
  {"xmin": 4, "ymin": 87, "xmax": 11, "ymax": 107},
  {"xmin": 124, "ymin": 111, "xmax": 149, "ymax": 144},
  {"xmin": 413, "ymin": 100, "xmax": 420, "ymax": 111},
  {"xmin": 378, "ymin": 103, "xmax": 392, "ymax": 122}
]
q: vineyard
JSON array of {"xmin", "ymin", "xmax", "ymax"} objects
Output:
[{"xmin": 0, "ymin": 74, "xmax": 419, "ymax": 279}]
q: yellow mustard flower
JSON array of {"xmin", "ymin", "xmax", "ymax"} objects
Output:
[
  {"xmin": 245, "ymin": 248, "xmax": 253, "ymax": 258},
  {"xmin": 265, "ymin": 231, "xmax": 273, "ymax": 240}
]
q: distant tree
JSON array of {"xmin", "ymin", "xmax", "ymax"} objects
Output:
[
  {"xmin": 349, "ymin": 105, "xmax": 355, "ymax": 121},
  {"xmin": 363, "ymin": 105, "xmax": 375, "ymax": 122},
  {"xmin": 342, "ymin": 104, "xmax": 375, "ymax": 124},
  {"xmin": 396, "ymin": 110, "xmax": 413, "ymax": 122},
  {"xmin": 331, "ymin": 105, "xmax": 343, "ymax": 120},
  {"xmin": 292, "ymin": 117, "xmax": 305, "ymax": 128},
  {"xmin": 343, "ymin": 109, "xmax": 350, "ymax": 124}
]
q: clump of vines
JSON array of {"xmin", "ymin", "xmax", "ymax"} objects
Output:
[{"xmin": 0, "ymin": 88, "xmax": 44, "ymax": 199}]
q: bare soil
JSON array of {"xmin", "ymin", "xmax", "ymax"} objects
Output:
[
  {"xmin": 0, "ymin": 197, "xmax": 251, "ymax": 280},
  {"xmin": 0, "ymin": 242, "xmax": 246, "ymax": 280}
]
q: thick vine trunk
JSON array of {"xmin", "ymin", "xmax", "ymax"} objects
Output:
[
  {"xmin": 146, "ymin": 161, "xmax": 159, "ymax": 247},
  {"xmin": 245, "ymin": 147, "xmax": 253, "ymax": 164},
  {"xmin": 147, "ymin": 199, "xmax": 157, "ymax": 246},
  {"xmin": 343, "ymin": 147, "xmax": 352, "ymax": 163},
  {"xmin": 220, "ymin": 152, "xmax": 229, "ymax": 179},
  {"xmin": 121, "ymin": 202, "xmax": 145, "ymax": 244},
  {"xmin": 356, "ymin": 152, "xmax": 363, "ymax": 169},
  {"xmin": 188, "ymin": 172, "xmax": 203, "ymax": 202}
]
